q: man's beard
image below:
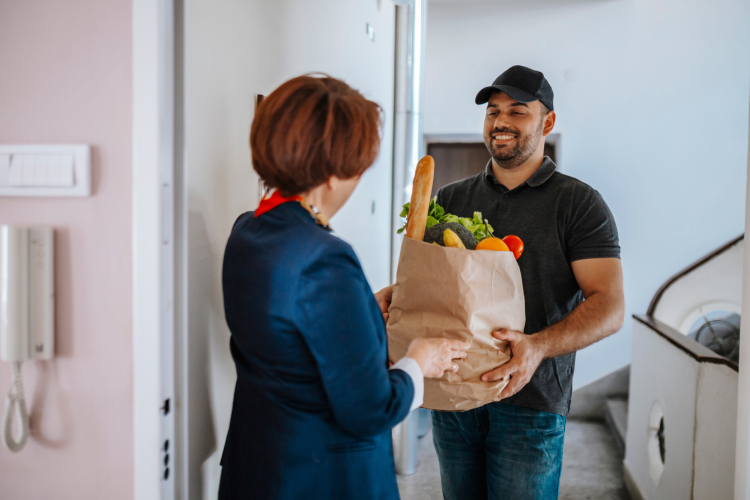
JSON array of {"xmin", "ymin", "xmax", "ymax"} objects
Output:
[{"xmin": 484, "ymin": 119, "xmax": 545, "ymax": 170}]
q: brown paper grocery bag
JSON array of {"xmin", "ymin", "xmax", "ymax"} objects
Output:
[{"xmin": 387, "ymin": 237, "xmax": 525, "ymax": 411}]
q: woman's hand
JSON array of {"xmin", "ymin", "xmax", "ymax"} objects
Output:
[
  {"xmin": 374, "ymin": 285, "xmax": 394, "ymax": 322},
  {"xmin": 406, "ymin": 338, "xmax": 471, "ymax": 379}
]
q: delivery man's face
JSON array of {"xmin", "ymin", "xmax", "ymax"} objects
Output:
[{"xmin": 483, "ymin": 91, "xmax": 550, "ymax": 169}]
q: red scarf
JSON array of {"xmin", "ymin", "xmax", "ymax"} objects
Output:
[
  {"xmin": 254, "ymin": 189, "xmax": 330, "ymax": 228},
  {"xmin": 254, "ymin": 190, "xmax": 304, "ymax": 218}
]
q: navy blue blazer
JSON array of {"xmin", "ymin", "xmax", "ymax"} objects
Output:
[{"xmin": 218, "ymin": 202, "xmax": 414, "ymax": 500}]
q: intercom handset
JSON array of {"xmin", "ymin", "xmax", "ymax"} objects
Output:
[{"xmin": 0, "ymin": 226, "xmax": 54, "ymax": 452}]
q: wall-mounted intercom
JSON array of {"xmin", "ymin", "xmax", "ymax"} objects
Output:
[{"xmin": 0, "ymin": 226, "xmax": 54, "ymax": 452}]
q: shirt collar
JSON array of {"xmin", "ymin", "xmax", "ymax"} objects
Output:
[{"xmin": 484, "ymin": 156, "xmax": 557, "ymax": 189}]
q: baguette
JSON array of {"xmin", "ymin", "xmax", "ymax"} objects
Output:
[{"xmin": 405, "ymin": 155, "xmax": 435, "ymax": 241}]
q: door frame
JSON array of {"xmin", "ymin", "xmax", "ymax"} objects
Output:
[
  {"xmin": 736, "ymin": 88, "xmax": 750, "ymax": 500},
  {"xmin": 132, "ymin": 0, "xmax": 184, "ymax": 499}
]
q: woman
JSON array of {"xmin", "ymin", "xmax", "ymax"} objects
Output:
[{"xmin": 218, "ymin": 75, "xmax": 469, "ymax": 500}]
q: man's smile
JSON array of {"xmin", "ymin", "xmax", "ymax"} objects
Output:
[{"xmin": 492, "ymin": 133, "xmax": 517, "ymax": 144}]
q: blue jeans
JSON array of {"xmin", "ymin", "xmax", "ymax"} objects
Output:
[{"xmin": 432, "ymin": 402, "xmax": 566, "ymax": 500}]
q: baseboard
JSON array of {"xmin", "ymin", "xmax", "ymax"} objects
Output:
[
  {"xmin": 623, "ymin": 461, "xmax": 646, "ymax": 500},
  {"xmin": 604, "ymin": 399, "xmax": 628, "ymax": 456},
  {"xmin": 569, "ymin": 365, "xmax": 630, "ymax": 420}
]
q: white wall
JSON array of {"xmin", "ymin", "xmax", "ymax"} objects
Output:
[
  {"xmin": 184, "ymin": 1, "xmax": 396, "ymax": 497},
  {"xmin": 0, "ymin": 2, "xmax": 134, "ymax": 499},
  {"xmin": 424, "ymin": 0, "xmax": 750, "ymax": 388},
  {"xmin": 184, "ymin": 2, "xmax": 270, "ymax": 498},
  {"xmin": 652, "ymin": 239, "xmax": 743, "ymax": 333},
  {"xmin": 272, "ymin": 1, "xmax": 397, "ymax": 292}
]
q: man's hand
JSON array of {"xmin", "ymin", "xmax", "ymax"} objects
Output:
[
  {"xmin": 481, "ymin": 329, "xmax": 548, "ymax": 399},
  {"xmin": 374, "ymin": 285, "xmax": 395, "ymax": 323},
  {"xmin": 480, "ymin": 258, "xmax": 624, "ymax": 399}
]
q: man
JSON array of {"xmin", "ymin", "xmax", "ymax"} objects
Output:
[{"xmin": 431, "ymin": 65, "xmax": 625, "ymax": 499}]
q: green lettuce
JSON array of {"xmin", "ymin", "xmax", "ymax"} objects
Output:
[{"xmin": 397, "ymin": 198, "xmax": 493, "ymax": 242}]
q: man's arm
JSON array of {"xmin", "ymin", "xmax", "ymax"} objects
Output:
[{"xmin": 482, "ymin": 257, "xmax": 625, "ymax": 399}]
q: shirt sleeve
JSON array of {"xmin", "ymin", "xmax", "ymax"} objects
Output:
[
  {"xmin": 566, "ymin": 188, "xmax": 621, "ymax": 262},
  {"xmin": 435, "ymin": 187, "xmax": 445, "ymax": 208},
  {"xmin": 297, "ymin": 242, "xmax": 415, "ymax": 438},
  {"xmin": 390, "ymin": 357, "xmax": 423, "ymax": 411}
]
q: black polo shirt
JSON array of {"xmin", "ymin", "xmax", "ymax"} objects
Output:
[{"xmin": 436, "ymin": 157, "xmax": 620, "ymax": 416}]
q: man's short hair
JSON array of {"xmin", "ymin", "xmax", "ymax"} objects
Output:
[{"xmin": 251, "ymin": 75, "xmax": 382, "ymax": 195}]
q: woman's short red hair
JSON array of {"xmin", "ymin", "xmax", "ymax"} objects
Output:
[{"xmin": 250, "ymin": 75, "xmax": 383, "ymax": 195}]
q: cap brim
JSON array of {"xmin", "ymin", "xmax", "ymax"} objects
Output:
[{"xmin": 475, "ymin": 85, "xmax": 539, "ymax": 105}]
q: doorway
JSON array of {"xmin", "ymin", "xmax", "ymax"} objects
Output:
[{"xmin": 426, "ymin": 133, "xmax": 560, "ymax": 196}]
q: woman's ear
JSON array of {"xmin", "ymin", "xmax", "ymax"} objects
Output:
[{"xmin": 327, "ymin": 175, "xmax": 340, "ymax": 191}]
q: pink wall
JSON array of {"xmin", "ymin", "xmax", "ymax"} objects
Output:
[{"xmin": 0, "ymin": 1, "xmax": 133, "ymax": 498}]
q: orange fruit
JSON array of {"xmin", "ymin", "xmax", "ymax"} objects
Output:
[{"xmin": 476, "ymin": 237, "xmax": 510, "ymax": 252}]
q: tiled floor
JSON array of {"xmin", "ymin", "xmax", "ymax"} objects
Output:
[{"xmin": 397, "ymin": 420, "xmax": 628, "ymax": 500}]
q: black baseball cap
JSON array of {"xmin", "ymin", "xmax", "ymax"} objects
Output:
[{"xmin": 475, "ymin": 65, "xmax": 554, "ymax": 111}]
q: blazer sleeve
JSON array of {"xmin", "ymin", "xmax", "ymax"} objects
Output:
[{"xmin": 297, "ymin": 243, "xmax": 414, "ymax": 438}]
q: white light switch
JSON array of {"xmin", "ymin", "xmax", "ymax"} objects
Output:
[
  {"xmin": 33, "ymin": 155, "xmax": 50, "ymax": 186},
  {"xmin": 45, "ymin": 156, "xmax": 59, "ymax": 186},
  {"xmin": 8, "ymin": 155, "xmax": 24, "ymax": 186},
  {"xmin": 58, "ymin": 156, "xmax": 74, "ymax": 186},
  {"xmin": 0, "ymin": 145, "xmax": 90, "ymax": 196},
  {"xmin": 0, "ymin": 155, "xmax": 9, "ymax": 186}
]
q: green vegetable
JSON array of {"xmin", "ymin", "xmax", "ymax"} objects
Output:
[{"xmin": 397, "ymin": 198, "xmax": 493, "ymax": 242}]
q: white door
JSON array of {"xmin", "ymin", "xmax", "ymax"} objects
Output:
[{"xmin": 182, "ymin": 1, "xmax": 397, "ymax": 497}]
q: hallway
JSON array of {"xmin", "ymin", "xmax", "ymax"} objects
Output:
[
  {"xmin": 2, "ymin": 1, "xmax": 750, "ymax": 498},
  {"xmin": 397, "ymin": 420, "xmax": 627, "ymax": 500}
]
